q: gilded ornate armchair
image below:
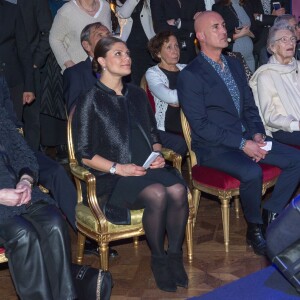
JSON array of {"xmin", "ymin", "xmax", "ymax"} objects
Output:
[
  {"xmin": 68, "ymin": 107, "xmax": 194, "ymax": 270},
  {"xmin": 180, "ymin": 110, "xmax": 281, "ymax": 252}
]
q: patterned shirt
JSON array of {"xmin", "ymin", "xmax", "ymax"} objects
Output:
[{"xmin": 201, "ymin": 52, "xmax": 246, "ymax": 149}]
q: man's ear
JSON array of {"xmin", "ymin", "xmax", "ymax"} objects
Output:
[
  {"xmin": 196, "ymin": 32, "xmax": 205, "ymax": 42},
  {"xmin": 82, "ymin": 41, "xmax": 91, "ymax": 53}
]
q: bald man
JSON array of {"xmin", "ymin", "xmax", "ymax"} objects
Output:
[{"xmin": 177, "ymin": 11, "xmax": 300, "ymax": 256}]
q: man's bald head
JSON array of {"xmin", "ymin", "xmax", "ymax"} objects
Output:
[
  {"xmin": 194, "ymin": 11, "xmax": 221, "ymax": 33},
  {"xmin": 194, "ymin": 11, "xmax": 228, "ymax": 53}
]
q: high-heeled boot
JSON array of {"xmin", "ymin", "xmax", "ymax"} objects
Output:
[
  {"xmin": 167, "ymin": 251, "xmax": 189, "ymax": 288},
  {"xmin": 151, "ymin": 255, "xmax": 177, "ymax": 292},
  {"xmin": 246, "ymin": 223, "xmax": 267, "ymax": 256}
]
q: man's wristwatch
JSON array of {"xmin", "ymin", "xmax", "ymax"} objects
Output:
[{"xmin": 109, "ymin": 162, "xmax": 117, "ymax": 175}]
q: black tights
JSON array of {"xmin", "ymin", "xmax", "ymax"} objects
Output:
[{"xmin": 133, "ymin": 183, "xmax": 188, "ymax": 256}]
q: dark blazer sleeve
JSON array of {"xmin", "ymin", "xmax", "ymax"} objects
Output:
[
  {"xmin": 31, "ymin": 0, "xmax": 52, "ymax": 68},
  {"xmin": 0, "ymin": 75, "xmax": 22, "ymax": 127},
  {"xmin": 63, "ymin": 66, "xmax": 83, "ymax": 114},
  {"xmin": 228, "ymin": 59, "xmax": 265, "ymax": 136}
]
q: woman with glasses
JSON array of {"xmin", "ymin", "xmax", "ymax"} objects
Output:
[{"xmin": 250, "ymin": 24, "xmax": 300, "ymax": 146}]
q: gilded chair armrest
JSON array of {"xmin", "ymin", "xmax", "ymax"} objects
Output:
[
  {"xmin": 161, "ymin": 147, "xmax": 182, "ymax": 174},
  {"xmin": 69, "ymin": 163, "xmax": 92, "ymax": 180},
  {"xmin": 69, "ymin": 163, "xmax": 107, "ymax": 225}
]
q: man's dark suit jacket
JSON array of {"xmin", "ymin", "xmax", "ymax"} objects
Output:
[
  {"xmin": 18, "ymin": 0, "xmax": 52, "ymax": 69},
  {"xmin": 177, "ymin": 54, "xmax": 265, "ymax": 164},
  {"xmin": 0, "ymin": 0, "xmax": 34, "ymax": 91},
  {"xmin": 63, "ymin": 58, "xmax": 97, "ymax": 113}
]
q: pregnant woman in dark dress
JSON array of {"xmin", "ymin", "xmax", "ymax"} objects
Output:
[{"xmin": 72, "ymin": 36, "xmax": 189, "ymax": 292}]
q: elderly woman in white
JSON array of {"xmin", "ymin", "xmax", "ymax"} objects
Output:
[
  {"xmin": 250, "ymin": 24, "xmax": 300, "ymax": 146},
  {"xmin": 146, "ymin": 31, "xmax": 187, "ymax": 156}
]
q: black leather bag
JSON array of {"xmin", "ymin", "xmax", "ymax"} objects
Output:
[
  {"xmin": 267, "ymin": 195, "xmax": 300, "ymax": 293},
  {"xmin": 71, "ymin": 264, "xmax": 113, "ymax": 300}
]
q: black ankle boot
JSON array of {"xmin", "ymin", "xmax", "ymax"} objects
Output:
[
  {"xmin": 246, "ymin": 223, "xmax": 266, "ymax": 256},
  {"xmin": 151, "ymin": 255, "xmax": 177, "ymax": 292},
  {"xmin": 167, "ymin": 252, "xmax": 188, "ymax": 288}
]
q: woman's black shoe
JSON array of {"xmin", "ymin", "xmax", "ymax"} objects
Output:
[
  {"xmin": 167, "ymin": 252, "xmax": 188, "ymax": 288},
  {"xmin": 151, "ymin": 255, "xmax": 177, "ymax": 292},
  {"xmin": 246, "ymin": 223, "xmax": 267, "ymax": 256}
]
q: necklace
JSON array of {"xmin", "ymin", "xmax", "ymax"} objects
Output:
[{"xmin": 77, "ymin": 0, "xmax": 98, "ymax": 13}]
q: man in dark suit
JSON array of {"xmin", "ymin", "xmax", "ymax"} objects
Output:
[
  {"xmin": 0, "ymin": 73, "xmax": 77, "ymax": 231},
  {"xmin": 63, "ymin": 22, "xmax": 110, "ymax": 114},
  {"xmin": 177, "ymin": 11, "xmax": 300, "ymax": 256},
  {"xmin": 150, "ymin": 0, "xmax": 206, "ymax": 64},
  {"xmin": 18, "ymin": 0, "xmax": 53, "ymax": 150}
]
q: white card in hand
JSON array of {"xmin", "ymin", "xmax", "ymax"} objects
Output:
[
  {"xmin": 143, "ymin": 152, "xmax": 160, "ymax": 169},
  {"xmin": 260, "ymin": 141, "xmax": 272, "ymax": 151}
]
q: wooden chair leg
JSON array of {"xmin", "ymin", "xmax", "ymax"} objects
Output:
[
  {"xmin": 234, "ymin": 196, "xmax": 240, "ymax": 219},
  {"xmin": 192, "ymin": 188, "xmax": 201, "ymax": 227},
  {"xmin": 219, "ymin": 193, "xmax": 231, "ymax": 253},
  {"xmin": 185, "ymin": 214, "xmax": 193, "ymax": 262},
  {"xmin": 76, "ymin": 231, "xmax": 86, "ymax": 265},
  {"xmin": 99, "ymin": 242, "xmax": 109, "ymax": 271},
  {"xmin": 133, "ymin": 236, "xmax": 139, "ymax": 247}
]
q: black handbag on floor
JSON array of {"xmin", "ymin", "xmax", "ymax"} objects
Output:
[
  {"xmin": 267, "ymin": 196, "xmax": 300, "ymax": 293},
  {"xmin": 71, "ymin": 264, "xmax": 113, "ymax": 300}
]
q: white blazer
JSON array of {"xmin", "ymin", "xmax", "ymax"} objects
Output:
[{"xmin": 116, "ymin": 0, "xmax": 155, "ymax": 42}]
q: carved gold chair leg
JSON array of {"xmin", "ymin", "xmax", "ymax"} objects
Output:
[
  {"xmin": 234, "ymin": 196, "xmax": 240, "ymax": 219},
  {"xmin": 76, "ymin": 231, "xmax": 86, "ymax": 265},
  {"xmin": 185, "ymin": 216, "xmax": 193, "ymax": 262},
  {"xmin": 133, "ymin": 236, "xmax": 139, "ymax": 247},
  {"xmin": 186, "ymin": 153, "xmax": 192, "ymax": 186},
  {"xmin": 192, "ymin": 188, "xmax": 201, "ymax": 227},
  {"xmin": 99, "ymin": 242, "xmax": 109, "ymax": 271},
  {"xmin": 219, "ymin": 193, "xmax": 231, "ymax": 253}
]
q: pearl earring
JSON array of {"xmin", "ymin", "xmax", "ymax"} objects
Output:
[{"xmin": 103, "ymin": 67, "xmax": 106, "ymax": 71}]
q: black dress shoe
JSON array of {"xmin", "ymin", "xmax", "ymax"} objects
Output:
[
  {"xmin": 84, "ymin": 240, "xmax": 118, "ymax": 258},
  {"xmin": 246, "ymin": 223, "xmax": 267, "ymax": 256},
  {"xmin": 167, "ymin": 251, "xmax": 188, "ymax": 288}
]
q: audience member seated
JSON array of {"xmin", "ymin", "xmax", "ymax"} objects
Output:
[
  {"xmin": 72, "ymin": 36, "xmax": 189, "ymax": 292},
  {"xmin": 250, "ymin": 25, "xmax": 300, "ymax": 146},
  {"xmin": 49, "ymin": 0, "xmax": 112, "ymax": 71},
  {"xmin": 177, "ymin": 11, "xmax": 300, "ymax": 256},
  {"xmin": 146, "ymin": 31, "xmax": 187, "ymax": 157},
  {"xmin": 0, "ymin": 74, "xmax": 77, "ymax": 231},
  {"xmin": 0, "ymin": 106, "xmax": 76, "ymax": 300},
  {"xmin": 63, "ymin": 22, "xmax": 111, "ymax": 113},
  {"xmin": 274, "ymin": 14, "xmax": 300, "ymax": 60},
  {"xmin": 213, "ymin": 0, "xmax": 256, "ymax": 72}
]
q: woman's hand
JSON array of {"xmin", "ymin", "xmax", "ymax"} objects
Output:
[
  {"xmin": 149, "ymin": 155, "xmax": 165, "ymax": 169},
  {"xmin": 0, "ymin": 188, "xmax": 30, "ymax": 206},
  {"xmin": 116, "ymin": 164, "xmax": 146, "ymax": 176},
  {"xmin": 15, "ymin": 181, "xmax": 32, "ymax": 206},
  {"xmin": 234, "ymin": 26, "xmax": 253, "ymax": 39}
]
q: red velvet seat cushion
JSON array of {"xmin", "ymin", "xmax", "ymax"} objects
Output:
[
  {"xmin": 192, "ymin": 164, "xmax": 281, "ymax": 190},
  {"xmin": 0, "ymin": 247, "xmax": 5, "ymax": 254}
]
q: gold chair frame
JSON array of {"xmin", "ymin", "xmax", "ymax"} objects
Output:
[
  {"xmin": 68, "ymin": 107, "xmax": 194, "ymax": 270},
  {"xmin": 181, "ymin": 110, "xmax": 279, "ymax": 252}
]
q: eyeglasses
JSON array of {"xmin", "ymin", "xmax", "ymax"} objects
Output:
[{"xmin": 274, "ymin": 36, "xmax": 297, "ymax": 44}]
